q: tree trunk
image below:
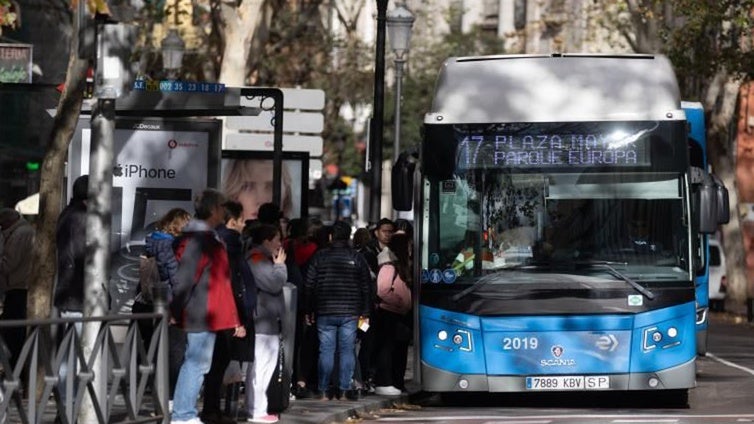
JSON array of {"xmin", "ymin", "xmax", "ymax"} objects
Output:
[
  {"xmin": 705, "ymin": 72, "xmax": 749, "ymax": 311},
  {"xmin": 217, "ymin": 0, "xmax": 264, "ymax": 85},
  {"xmin": 27, "ymin": 11, "xmax": 88, "ymax": 321}
]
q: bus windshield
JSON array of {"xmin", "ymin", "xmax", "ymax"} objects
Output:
[{"xmin": 423, "ymin": 121, "xmax": 691, "ymax": 286}]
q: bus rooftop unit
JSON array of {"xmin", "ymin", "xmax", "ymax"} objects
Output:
[{"xmin": 394, "ymin": 54, "xmax": 723, "ymax": 406}]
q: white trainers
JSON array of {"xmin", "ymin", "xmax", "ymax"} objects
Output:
[
  {"xmin": 170, "ymin": 418, "xmax": 203, "ymax": 424},
  {"xmin": 375, "ymin": 385, "xmax": 402, "ymax": 396}
]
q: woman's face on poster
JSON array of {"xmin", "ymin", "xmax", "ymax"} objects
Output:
[{"xmin": 235, "ymin": 161, "xmax": 274, "ymax": 221}]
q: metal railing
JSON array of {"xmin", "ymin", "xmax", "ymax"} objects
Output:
[{"xmin": 0, "ymin": 307, "xmax": 168, "ymax": 424}]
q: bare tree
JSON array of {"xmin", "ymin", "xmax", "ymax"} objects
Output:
[{"xmin": 210, "ymin": 0, "xmax": 265, "ymax": 85}]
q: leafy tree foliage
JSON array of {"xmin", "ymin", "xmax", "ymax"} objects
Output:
[
  {"xmin": 0, "ymin": 0, "xmax": 18, "ymax": 32},
  {"xmin": 383, "ymin": 24, "xmax": 505, "ymax": 159},
  {"xmin": 598, "ymin": 0, "xmax": 754, "ymax": 305}
]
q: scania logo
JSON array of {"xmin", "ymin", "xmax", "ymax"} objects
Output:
[
  {"xmin": 541, "ymin": 345, "xmax": 574, "ymax": 367},
  {"xmin": 540, "ymin": 358, "xmax": 576, "ymax": 367},
  {"xmin": 551, "ymin": 345, "xmax": 564, "ymax": 358}
]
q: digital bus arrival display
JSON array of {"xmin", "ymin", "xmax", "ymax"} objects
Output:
[{"xmin": 456, "ymin": 129, "xmax": 652, "ymax": 169}]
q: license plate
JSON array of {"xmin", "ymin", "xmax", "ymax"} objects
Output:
[{"xmin": 525, "ymin": 375, "xmax": 610, "ymax": 390}]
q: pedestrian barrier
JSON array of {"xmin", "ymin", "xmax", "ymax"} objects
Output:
[{"xmin": 0, "ymin": 311, "xmax": 169, "ymax": 423}]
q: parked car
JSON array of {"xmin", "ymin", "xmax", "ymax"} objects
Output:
[{"xmin": 708, "ymin": 238, "xmax": 727, "ymax": 312}]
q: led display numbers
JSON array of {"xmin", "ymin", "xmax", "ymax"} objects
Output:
[{"xmin": 457, "ymin": 131, "xmax": 651, "ymax": 169}]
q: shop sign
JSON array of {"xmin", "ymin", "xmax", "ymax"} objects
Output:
[{"xmin": 0, "ymin": 43, "xmax": 32, "ymax": 83}]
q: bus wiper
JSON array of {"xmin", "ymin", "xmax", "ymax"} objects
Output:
[
  {"xmin": 581, "ymin": 261, "xmax": 655, "ymax": 300},
  {"xmin": 451, "ymin": 263, "xmax": 536, "ymax": 301}
]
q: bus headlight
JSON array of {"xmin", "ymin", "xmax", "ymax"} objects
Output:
[
  {"xmin": 438, "ymin": 330, "xmax": 448, "ymax": 341},
  {"xmin": 642, "ymin": 325, "xmax": 682, "ymax": 352}
]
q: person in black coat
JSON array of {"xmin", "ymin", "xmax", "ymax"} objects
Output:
[
  {"xmin": 305, "ymin": 221, "xmax": 372, "ymax": 400},
  {"xmin": 201, "ymin": 201, "xmax": 257, "ymax": 424},
  {"xmin": 54, "ymin": 175, "xmax": 89, "ymax": 315},
  {"xmin": 54, "ymin": 174, "xmax": 89, "ymax": 402}
]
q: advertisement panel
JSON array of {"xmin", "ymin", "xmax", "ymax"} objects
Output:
[
  {"xmin": 220, "ymin": 150, "xmax": 309, "ymax": 221},
  {"xmin": 68, "ymin": 118, "xmax": 221, "ymax": 311}
]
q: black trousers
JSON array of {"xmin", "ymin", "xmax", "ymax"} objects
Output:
[
  {"xmin": 168, "ymin": 325, "xmax": 187, "ymax": 399},
  {"xmin": 358, "ymin": 317, "xmax": 376, "ymax": 385},
  {"xmin": 202, "ymin": 329, "xmax": 233, "ymax": 414},
  {"xmin": 293, "ymin": 311, "xmax": 318, "ymax": 387},
  {"xmin": 0, "ymin": 289, "xmax": 28, "ymax": 369},
  {"xmin": 372, "ymin": 308, "xmax": 410, "ymax": 389}
]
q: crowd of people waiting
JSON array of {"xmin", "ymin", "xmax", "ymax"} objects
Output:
[{"xmin": 0, "ymin": 174, "xmax": 414, "ymax": 424}]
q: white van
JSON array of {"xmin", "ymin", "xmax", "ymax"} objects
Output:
[{"xmin": 708, "ymin": 238, "xmax": 727, "ymax": 311}]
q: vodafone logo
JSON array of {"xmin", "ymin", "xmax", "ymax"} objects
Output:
[{"xmin": 167, "ymin": 139, "xmax": 198, "ymax": 149}]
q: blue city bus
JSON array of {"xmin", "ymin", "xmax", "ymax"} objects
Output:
[
  {"xmin": 392, "ymin": 54, "xmax": 723, "ymax": 405},
  {"xmin": 682, "ymin": 101, "xmax": 730, "ymax": 356},
  {"xmin": 683, "ymin": 101, "xmax": 710, "ymax": 356}
]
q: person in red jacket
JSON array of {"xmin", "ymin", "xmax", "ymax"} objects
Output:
[{"xmin": 170, "ymin": 189, "xmax": 245, "ymax": 424}]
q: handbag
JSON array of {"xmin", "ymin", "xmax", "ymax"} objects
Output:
[
  {"xmin": 377, "ymin": 265, "xmax": 411, "ymax": 314},
  {"xmin": 229, "ymin": 327, "xmax": 255, "ymax": 363},
  {"xmin": 266, "ymin": 335, "xmax": 290, "ymax": 414}
]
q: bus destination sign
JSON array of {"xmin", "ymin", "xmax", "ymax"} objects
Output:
[{"xmin": 456, "ymin": 130, "xmax": 652, "ymax": 169}]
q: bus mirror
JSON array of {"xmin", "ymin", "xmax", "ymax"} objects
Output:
[
  {"xmin": 392, "ymin": 151, "xmax": 417, "ymax": 211},
  {"xmin": 698, "ymin": 176, "xmax": 718, "ymax": 234},
  {"xmin": 711, "ymin": 174, "xmax": 730, "ymax": 225}
]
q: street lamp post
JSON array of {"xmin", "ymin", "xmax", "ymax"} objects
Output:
[
  {"xmin": 369, "ymin": 0, "xmax": 388, "ymax": 225},
  {"xmin": 161, "ymin": 29, "xmax": 185, "ymax": 80},
  {"xmin": 387, "ymin": 3, "xmax": 415, "ymax": 164}
]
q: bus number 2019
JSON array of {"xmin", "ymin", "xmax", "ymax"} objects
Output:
[{"xmin": 502, "ymin": 337, "xmax": 539, "ymax": 350}]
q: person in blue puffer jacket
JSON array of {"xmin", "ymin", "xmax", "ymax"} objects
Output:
[{"xmin": 133, "ymin": 207, "xmax": 191, "ymax": 403}]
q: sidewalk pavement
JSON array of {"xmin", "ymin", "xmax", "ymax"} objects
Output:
[
  {"xmin": 277, "ymin": 389, "xmax": 418, "ymax": 424},
  {"xmin": 276, "ymin": 343, "xmax": 418, "ymax": 424}
]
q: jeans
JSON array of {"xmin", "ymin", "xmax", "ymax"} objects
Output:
[
  {"xmin": 317, "ymin": 315, "xmax": 357, "ymax": 392},
  {"xmin": 171, "ymin": 331, "xmax": 216, "ymax": 421}
]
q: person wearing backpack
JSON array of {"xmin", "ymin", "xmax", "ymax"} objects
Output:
[
  {"xmin": 373, "ymin": 232, "xmax": 412, "ymax": 396},
  {"xmin": 137, "ymin": 208, "xmax": 191, "ymax": 405},
  {"xmin": 357, "ymin": 218, "xmax": 394, "ymax": 393}
]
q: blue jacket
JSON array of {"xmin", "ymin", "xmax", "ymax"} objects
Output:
[{"xmin": 145, "ymin": 231, "xmax": 179, "ymax": 301}]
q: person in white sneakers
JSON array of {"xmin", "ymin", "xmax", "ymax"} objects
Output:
[{"xmin": 373, "ymin": 232, "xmax": 413, "ymax": 397}]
